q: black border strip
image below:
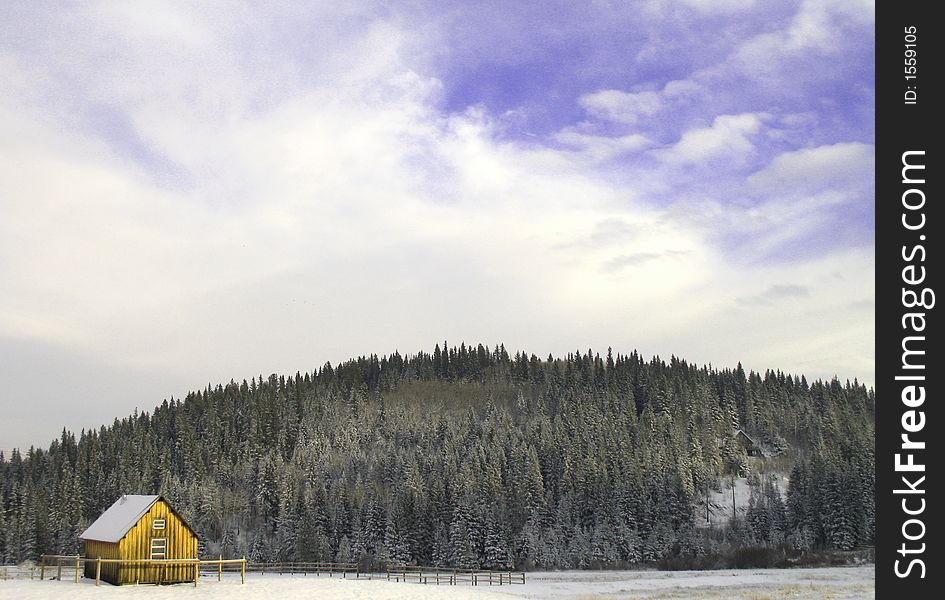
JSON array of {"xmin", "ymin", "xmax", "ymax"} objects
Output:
[{"xmin": 876, "ymin": 1, "xmax": 939, "ymax": 595}]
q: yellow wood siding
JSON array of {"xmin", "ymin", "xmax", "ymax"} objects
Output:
[
  {"xmin": 84, "ymin": 539, "xmax": 120, "ymax": 584},
  {"xmin": 116, "ymin": 499, "xmax": 198, "ymax": 584}
]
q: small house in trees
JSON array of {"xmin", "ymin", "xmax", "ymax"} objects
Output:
[
  {"xmin": 732, "ymin": 429, "xmax": 766, "ymax": 458},
  {"xmin": 81, "ymin": 495, "xmax": 198, "ymax": 585}
]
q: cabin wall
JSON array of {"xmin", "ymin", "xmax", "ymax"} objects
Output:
[
  {"xmin": 117, "ymin": 499, "xmax": 198, "ymax": 584},
  {"xmin": 84, "ymin": 540, "xmax": 120, "ymax": 584}
]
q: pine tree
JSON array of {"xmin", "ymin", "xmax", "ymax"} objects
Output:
[
  {"xmin": 335, "ymin": 534, "xmax": 352, "ymax": 563},
  {"xmin": 274, "ymin": 492, "xmax": 299, "ymax": 561},
  {"xmin": 590, "ymin": 518, "xmax": 619, "ymax": 566},
  {"xmin": 448, "ymin": 499, "xmax": 479, "ymax": 568},
  {"xmin": 17, "ymin": 483, "xmax": 36, "ymax": 561},
  {"xmin": 746, "ymin": 483, "xmax": 769, "ymax": 543},
  {"xmin": 0, "ymin": 489, "xmax": 7, "ymax": 563},
  {"xmin": 382, "ymin": 520, "xmax": 410, "ymax": 567},
  {"xmin": 481, "ymin": 510, "xmax": 508, "ymax": 569}
]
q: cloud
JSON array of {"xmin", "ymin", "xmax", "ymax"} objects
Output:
[
  {"xmin": 579, "ymin": 89, "xmax": 662, "ymax": 125},
  {"xmin": 718, "ymin": 141, "xmax": 873, "ymax": 260},
  {"xmin": 736, "ymin": 284, "xmax": 810, "ymax": 306},
  {"xmin": 748, "ymin": 142, "xmax": 873, "ymax": 196},
  {"xmin": 785, "ymin": 0, "xmax": 874, "ymax": 52},
  {"xmin": 720, "ymin": 0, "xmax": 875, "ymax": 81},
  {"xmin": 678, "ymin": 0, "xmax": 757, "ymax": 13},
  {"xmin": 655, "ymin": 113, "xmax": 766, "ymax": 166},
  {"xmin": 654, "ymin": 142, "xmax": 873, "ymax": 266},
  {"xmin": 587, "ymin": 219, "xmax": 639, "ymax": 247},
  {"xmin": 603, "ymin": 250, "xmax": 691, "ymax": 272},
  {"xmin": 663, "ymin": 79, "xmax": 704, "ymax": 99},
  {"xmin": 554, "ymin": 128, "xmax": 653, "ymax": 161}
]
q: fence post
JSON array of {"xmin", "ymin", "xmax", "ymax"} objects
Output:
[
  {"xmin": 241, "ymin": 558, "xmax": 246, "ymax": 585},
  {"xmin": 57, "ymin": 560, "xmax": 62, "ymax": 581},
  {"xmin": 40, "ymin": 556, "xmax": 45, "ymax": 581},
  {"xmin": 218, "ymin": 555, "xmax": 222, "ymax": 582},
  {"xmin": 95, "ymin": 559, "xmax": 101, "ymax": 586},
  {"xmin": 75, "ymin": 555, "xmax": 80, "ymax": 584}
]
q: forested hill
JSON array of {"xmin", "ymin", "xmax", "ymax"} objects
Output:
[{"xmin": 0, "ymin": 344, "xmax": 874, "ymax": 568}]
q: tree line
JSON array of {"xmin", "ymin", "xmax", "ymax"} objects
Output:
[{"xmin": 0, "ymin": 343, "xmax": 874, "ymax": 568}]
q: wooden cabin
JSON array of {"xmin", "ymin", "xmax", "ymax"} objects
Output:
[
  {"xmin": 732, "ymin": 429, "xmax": 766, "ymax": 458},
  {"xmin": 81, "ymin": 494, "xmax": 198, "ymax": 585}
]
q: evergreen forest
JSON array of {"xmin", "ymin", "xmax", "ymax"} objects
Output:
[{"xmin": 0, "ymin": 344, "xmax": 875, "ymax": 569}]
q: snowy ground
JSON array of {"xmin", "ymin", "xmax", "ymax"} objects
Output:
[
  {"xmin": 490, "ymin": 567, "xmax": 873, "ymax": 599},
  {"xmin": 0, "ymin": 566, "xmax": 874, "ymax": 599},
  {"xmin": 697, "ymin": 475, "xmax": 791, "ymax": 526}
]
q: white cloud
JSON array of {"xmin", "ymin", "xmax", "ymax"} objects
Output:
[
  {"xmin": 666, "ymin": 247, "xmax": 873, "ymax": 382},
  {"xmin": 655, "ymin": 113, "xmax": 765, "ymax": 165},
  {"xmin": 678, "ymin": 0, "xmax": 756, "ymax": 13},
  {"xmin": 748, "ymin": 142, "xmax": 873, "ymax": 196},
  {"xmin": 736, "ymin": 283, "xmax": 810, "ymax": 306},
  {"xmin": 662, "ymin": 79, "xmax": 703, "ymax": 99},
  {"xmin": 639, "ymin": 0, "xmax": 757, "ymax": 18},
  {"xmin": 577, "ymin": 79, "xmax": 705, "ymax": 129},
  {"xmin": 579, "ymin": 89, "xmax": 662, "ymax": 125},
  {"xmin": 724, "ymin": 0, "xmax": 875, "ymax": 77},
  {"xmin": 786, "ymin": 0, "xmax": 874, "ymax": 52},
  {"xmin": 554, "ymin": 128, "xmax": 653, "ymax": 161}
]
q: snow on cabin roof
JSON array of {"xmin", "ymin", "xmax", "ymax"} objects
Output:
[
  {"xmin": 733, "ymin": 429, "xmax": 756, "ymax": 444},
  {"xmin": 80, "ymin": 495, "xmax": 161, "ymax": 543}
]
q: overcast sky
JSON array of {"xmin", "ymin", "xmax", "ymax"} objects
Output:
[{"xmin": 0, "ymin": 0, "xmax": 874, "ymax": 453}]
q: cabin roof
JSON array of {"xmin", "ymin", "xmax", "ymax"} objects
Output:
[
  {"xmin": 733, "ymin": 429, "xmax": 756, "ymax": 444},
  {"xmin": 80, "ymin": 494, "xmax": 161, "ymax": 543}
]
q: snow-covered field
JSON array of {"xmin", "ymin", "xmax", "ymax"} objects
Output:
[{"xmin": 0, "ymin": 566, "xmax": 874, "ymax": 600}]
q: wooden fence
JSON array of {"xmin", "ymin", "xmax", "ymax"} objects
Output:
[
  {"xmin": 386, "ymin": 565, "xmax": 526, "ymax": 586},
  {"xmin": 34, "ymin": 557, "xmax": 521, "ymax": 587},
  {"xmin": 246, "ymin": 562, "xmax": 360, "ymax": 578},
  {"xmin": 39, "ymin": 554, "xmax": 247, "ymax": 586},
  {"xmin": 37, "ymin": 555, "xmax": 82, "ymax": 583},
  {"xmin": 0, "ymin": 563, "xmax": 42, "ymax": 580}
]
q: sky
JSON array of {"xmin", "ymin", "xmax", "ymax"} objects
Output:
[{"xmin": 0, "ymin": 0, "xmax": 875, "ymax": 453}]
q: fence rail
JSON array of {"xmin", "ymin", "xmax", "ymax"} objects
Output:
[
  {"xmin": 0, "ymin": 563, "xmax": 41, "ymax": 581},
  {"xmin": 39, "ymin": 555, "xmax": 247, "ymax": 586},
  {"xmin": 245, "ymin": 562, "xmax": 360, "ymax": 578},
  {"xmin": 386, "ymin": 565, "xmax": 526, "ymax": 586},
  {"xmin": 37, "ymin": 555, "xmax": 82, "ymax": 583},
  {"xmin": 34, "ymin": 557, "xmax": 522, "ymax": 587}
]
